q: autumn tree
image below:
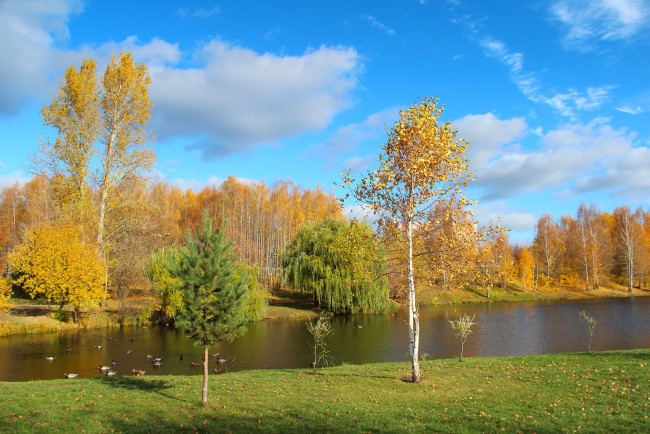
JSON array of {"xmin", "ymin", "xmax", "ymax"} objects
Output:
[
  {"xmin": 613, "ymin": 206, "xmax": 641, "ymax": 292},
  {"xmin": 282, "ymin": 218, "xmax": 389, "ymax": 314},
  {"xmin": 533, "ymin": 213, "xmax": 563, "ymax": 286},
  {"xmin": 514, "ymin": 246, "xmax": 535, "ymax": 291},
  {"xmin": 0, "ymin": 276, "xmax": 12, "ymax": 313},
  {"xmin": 9, "ymin": 224, "xmax": 105, "ymax": 322},
  {"xmin": 37, "ymin": 52, "xmax": 155, "ymax": 303},
  {"xmin": 341, "ymin": 96, "xmax": 493, "ymax": 383},
  {"xmin": 38, "ymin": 58, "xmax": 99, "ymax": 224},
  {"xmin": 166, "ymin": 210, "xmax": 249, "ymax": 405}
]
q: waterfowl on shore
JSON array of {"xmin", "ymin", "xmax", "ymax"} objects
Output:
[
  {"xmin": 45, "ymin": 356, "xmax": 55, "ymax": 361},
  {"xmin": 64, "ymin": 372, "xmax": 78, "ymax": 378},
  {"xmin": 213, "ymin": 368, "xmax": 223, "ymax": 374},
  {"xmin": 99, "ymin": 365, "xmax": 111, "ymax": 371},
  {"xmin": 105, "ymin": 370, "xmax": 117, "ymax": 376},
  {"xmin": 131, "ymin": 369, "xmax": 145, "ymax": 376}
]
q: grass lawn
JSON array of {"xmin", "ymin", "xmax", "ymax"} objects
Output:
[{"xmin": 1, "ymin": 349, "xmax": 648, "ymax": 433}]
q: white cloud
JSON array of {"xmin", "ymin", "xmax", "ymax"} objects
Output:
[
  {"xmin": 615, "ymin": 105, "xmax": 644, "ymax": 114},
  {"xmin": 150, "ymin": 41, "xmax": 360, "ymax": 158},
  {"xmin": 177, "ymin": 5, "xmax": 220, "ymax": 18},
  {"xmin": 477, "ymin": 35, "xmax": 614, "ymax": 118},
  {"xmin": 0, "ymin": 2, "xmax": 360, "ymax": 158},
  {"xmin": 454, "ymin": 113, "xmax": 527, "ymax": 166},
  {"xmin": 0, "ymin": 0, "xmax": 82, "ymax": 114},
  {"xmin": 311, "ymin": 107, "xmax": 398, "ymax": 166},
  {"xmin": 550, "ymin": 0, "xmax": 649, "ymax": 49},
  {"xmin": 474, "ymin": 119, "xmax": 639, "ymax": 200},
  {"xmin": 472, "ymin": 202, "xmax": 537, "ymax": 233},
  {"xmin": 361, "ymin": 14, "xmax": 396, "ymax": 36},
  {"xmin": 341, "ymin": 155, "xmax": 374, "ymax": 173},
  {"xmin": 0, "ymin": 0, "xmax": 181, "ymax": 115}
]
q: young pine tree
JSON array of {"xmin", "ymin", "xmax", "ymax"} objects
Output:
[{"xmin": 167, "ymin": 210, "xmax": 249, "ymax": 404}]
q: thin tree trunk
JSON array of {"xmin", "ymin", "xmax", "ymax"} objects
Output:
[
  {"xmin": 202, "ymin": 346, "xmax": 209, "ymax": 404},
  {"xmin": 407, "ymin": 217, "xmax": 420, "ymax": 383}
]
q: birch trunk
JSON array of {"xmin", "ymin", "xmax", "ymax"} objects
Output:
[{"xmin": 407, "ymin": 218, "xmax": 420, "ymax": 383}]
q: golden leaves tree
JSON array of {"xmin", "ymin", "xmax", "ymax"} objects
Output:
[
  {"xmin": 38, "ymin": 52, "xmax": 155, "ymax": 303},
  {"xmin": 0, "ymin": 276, "xmax": 12, "ymax": 313},
  {"xmin": 341, "ymin": 97, "xmax": 491, "ymax": 383},
  {"xmin": 9, "ymin": 224, "xmax": 105, "ymax": 323}
]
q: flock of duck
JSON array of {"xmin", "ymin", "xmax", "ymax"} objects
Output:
[{"xmin": 45, "ymin": 338, "xmax": 227, "ymax": 379}]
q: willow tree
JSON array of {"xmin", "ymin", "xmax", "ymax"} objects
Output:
[
  {"xmin": 166, "ymin": 210, "xmax": 249, "ymax": 405},
  {"xmin": 282, "ymin": 218, "xmax": 388, "ymax": 314},
  {"xmin": 341, "ymin": 97, "xmax": 492, "ymax": 383}
]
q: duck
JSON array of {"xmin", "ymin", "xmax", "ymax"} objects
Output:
[
  {"xmin": 151, "ymin": 357, "xmax": 162, "ymax": 363},
  {"xmin": 94, "ymin": 344, "xmax": 103, "ymax": 349},
  {"xmin": 190, "ymin": 362, "xmax": 202, "ymax": 367},
  {"xmin": 179, "ymin": 354, "xmax": 184, "ymax": 360},
  {"xmin": 213, "ymin": 368, "xmax": 224, "ymax": 374},
  {"xmin": 217, "ymin": 358, "xmax": 227, "ymax": 364},
  {"xmin": 64, "ymin": 372, "xmax": 78, "ymax": 378},
  {"xmin": 65, "ymin": 347, "xmax": 72, "ymax": 352},
  {"xmin": 105, "ymin": 370, "xmax": 117, "ymax": 376},
  {"xmin": 146, "ymin": 354, "xmax": 153, "ymax": 359},
  {"xmin": 153, "ymin": 361, "xmax": 162, "ymax": 368},
  {"xmin": 99, "ymin": 365, "xmax": 111, "ymax": 371},
  {"xmin": 111, "ymin": 359, "xmax": 118, "ymax": 365},
  {"xmin": 209, "ymin": 353, "xmax": 219, "ymax": 358},
  {"xmin": 125, "ymin": 349, "xmax": 132, "ymax": 354},
  {"xmin": 45, "ymin": 356, "xmax": 55, "ymax": 361},
  {"xmin": 131, "ymin": 369, "xmax": 145, "ymax": 376}
]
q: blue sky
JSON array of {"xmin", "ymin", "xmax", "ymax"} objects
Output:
[{"xmin": 1, "ymin": 0, "xmax": 649, "ymax": 243}]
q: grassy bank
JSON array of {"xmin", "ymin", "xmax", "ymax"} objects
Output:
[
  {"xmin": 419, "ymin": 281, "xmax": 650, "ymax": 306},
  {"xmin": 1, "ymin": 350, "xmax": 648, "ymax": 432}
]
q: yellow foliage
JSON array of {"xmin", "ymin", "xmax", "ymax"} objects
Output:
[
  {"xmin": 0, "ymin": 276, "xmax": 12, "ymax": 313},
  {"xmin": 9, "ymin": 224, "xmax": 105, "ymax": 310}
]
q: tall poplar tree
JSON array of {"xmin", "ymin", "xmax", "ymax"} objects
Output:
[
  {"xmin": 38, "ymin": 52, "xmax": 155, "ymax": 303},
  {"xmin": 167, "ymin": 210, "xmax": 249, "ymax": 405},
  {"xmin": 341, "ymin": 96, "xmax": 495, "ymax": 383}
]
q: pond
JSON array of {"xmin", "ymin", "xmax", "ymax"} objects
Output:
[{"xmin": 1, "ymin": 297, "xmax": 649, "ymax": 381}]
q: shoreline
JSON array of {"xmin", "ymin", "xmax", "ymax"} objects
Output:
[{"xmin": 2, "ymin": 285, "xmax": 649, "ymax": 337}]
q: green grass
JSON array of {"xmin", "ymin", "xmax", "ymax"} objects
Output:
[{"xmin": 1, "ymin": 350, "xmax": 648, "ymax": 433}]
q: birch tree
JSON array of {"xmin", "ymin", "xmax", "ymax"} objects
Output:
[
  {"xmin": 614, "ymin": 206, "xmax": 641, "ymax": 292},
  {"xmin": 341, "ymin": 96, "xmax": 493, "ymax": 383}
]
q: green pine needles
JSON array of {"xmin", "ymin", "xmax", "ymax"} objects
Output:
[
  {"xmin": 167, "ymin": 209, "xmax": 250, "ymax": 404},
  {"xmin": 282, "ymin": 218, "xmax": 389, "ymax": 314}
]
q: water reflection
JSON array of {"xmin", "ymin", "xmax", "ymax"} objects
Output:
[{"xmin": 1, "ymin": 297, "xmax": 648, "ymax": 381}]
